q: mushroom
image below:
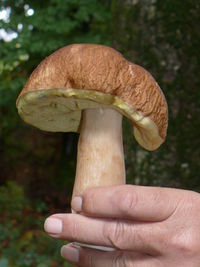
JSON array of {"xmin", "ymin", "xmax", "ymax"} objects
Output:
[{"xmin": 16, "ymin": 43, "xmax": 168, "ymax": 221}]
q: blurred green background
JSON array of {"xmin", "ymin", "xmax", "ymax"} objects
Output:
[{"xmin": 0, "ymin": 0, "xmax": 199, "ymax": 266}]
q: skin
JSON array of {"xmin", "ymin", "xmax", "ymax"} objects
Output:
[{"xmin": 44, "ymin": 185, "xmax": 200, "ymax": 266}]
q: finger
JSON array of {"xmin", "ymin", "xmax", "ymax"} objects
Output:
[
  {"xmin": 44, "ymin": 213, "xmax": 161, "ymax": 254},
  {"xmin": 61, "ymin": 243, "xmax": 160, "ymax": 267},
  {"xmin": 72, "ymin": 185, "xmax": 180, "ymax": 222}
]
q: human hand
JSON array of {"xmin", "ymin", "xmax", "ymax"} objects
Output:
[{"xmin": 44, "ymin": 185, "xmax": 200, "ymax": 266}]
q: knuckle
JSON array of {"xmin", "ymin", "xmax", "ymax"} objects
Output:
[
  {"xmin": 118, "ymin": 190, "xmax": 138, "ymax": 216},
  {"xmin": 171, "ymin": 230, "xmax": 200, "ymax": 256},
  {"xmin": 150, "ymin": 188, "xmax": 163, "ymax": 204},
  {"xmin": 103, "ymin": 220, "xmax": 126, "ymax": 249}
]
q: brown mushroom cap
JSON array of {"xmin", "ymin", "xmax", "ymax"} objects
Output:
[{"xmin": 16, "ymin": 44, "xmax": 168, "ymax": 151}]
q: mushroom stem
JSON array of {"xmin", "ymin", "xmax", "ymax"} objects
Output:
[{"xmin": 73, "ymin": 108, "xmax": 126, "ymax": 198}]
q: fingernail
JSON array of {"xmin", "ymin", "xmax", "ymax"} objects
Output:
[
  {"xmin": 71, "ymin": 196, "xmax": 82, "ymax": 212},
  {"xmin": 61, "ymin": 245, "xmax": 79, "ymax": 263},
  {"xmin": 44, "ymin": 217, "xmax": 62, "ymax": 234}
]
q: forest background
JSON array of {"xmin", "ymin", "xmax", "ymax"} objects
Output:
[{"xmin": 0, "ymin": 0, "xmax": 200, "ymax": 266}]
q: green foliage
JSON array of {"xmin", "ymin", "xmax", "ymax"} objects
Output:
[
  {"xmin": 0, "ymin": 180, "xmax": 27, "ymax": 217},
  {"xmin": 0, "ymin": 181, "xmax": 72, "ymax": 267},
  {"xmin": 0, "ymin": 0, "xmax": 111, "ymax": 75}
]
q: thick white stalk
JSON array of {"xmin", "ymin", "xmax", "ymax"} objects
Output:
[{"xmin": 73, "ymin": 108, "xmax": 126, "ymax": 197}]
